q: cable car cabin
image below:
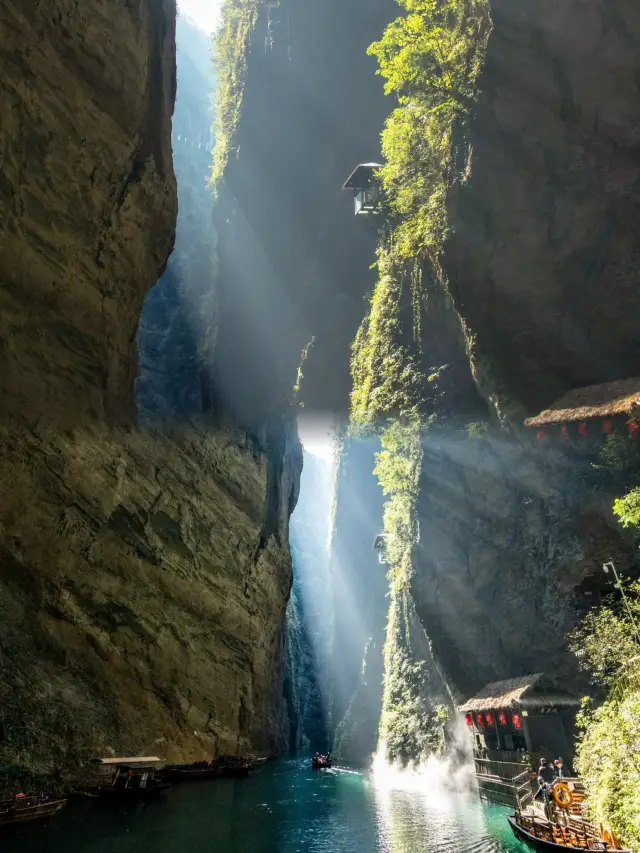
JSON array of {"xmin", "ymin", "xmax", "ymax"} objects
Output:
[
  {"xmin": 373, "ymin": 533, "xmax": 388, "ymax": 565},
  {"xmin": 342, "ymin": 163, "xmax": 383, "ymax": 216}
]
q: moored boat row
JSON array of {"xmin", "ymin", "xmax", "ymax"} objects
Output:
[{"xmin": 0, "ymin": 752, "xmax": 267, "ymax": 832}]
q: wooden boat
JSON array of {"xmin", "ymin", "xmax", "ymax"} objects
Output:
[
  {"xmin": 507, "ymin": 815, "xmax": 631, "ymax": 852},
  {"xmin": 0, "ymin": 794, "xmax": 67, "ymax": 829},
  {"xmin": 212, "ymin": 755, "xmax": 250, "ymax": 778},
  {"xmin": 508, "ymin": 770, "xmax": 630, "ymax": 853},
  {"xmin": 312, "ymin": 754, "xmax": 332, "ymax": 769},
  {"xmin": 163, "ymin": 761, "xmax": 225, "ymax": 782},
  {"xmin": 91, "ymin": 756, "xmax": 170, "ymax": 803}
]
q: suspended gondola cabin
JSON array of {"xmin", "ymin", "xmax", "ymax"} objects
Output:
[
  {"xmin": 373, "ymin": 533, "xmax": 388, "ymax": 565},
  {"xmin": 524, "ymin": 377, "xmax": 640, "ymax": 444},
  {"xmin": 342, "ymin": 163, "xmax": 383, "ymax": 216}
]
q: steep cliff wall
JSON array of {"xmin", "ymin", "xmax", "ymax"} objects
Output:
[
  {"xmin": 0, "ymin": 419, "xmax": 299, "ymax": 773},
  {"xmin": 329, "ymin": 436, "xmax": 388, "ymax": 760},
  {"xmin": 412, "ymin": 433, "xmax": 638, "ymax": 700},
  {"xmin": 0, "ymin": 0, "xmax": 177, "ymax": 427},
  {"xmin": 212, "ymin": 0, "xmax": 398, "ymax": 425},
  {"xmin": 137, "ymin": 17, "xmax": 216, "ymax": 420},
  {"xmin": 414, "ymin": 0, "xmax": 640, "ymax": 695},
  {"xmin": 0, "ymin": 1, "xmax": 302, "ymax": 781},
  {"xmin": 445, "ymin": 0, "xmax": 640, "ymax": 417},
  {"xmin": 353, "ymin": 0, "xmax": 640, "ymax": 737},
  {"xmin": 284, "ymin": 451, "xmax": 333, "ymax": 753}
]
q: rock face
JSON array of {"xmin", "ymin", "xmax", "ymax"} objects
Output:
[
  {"xmin": 137, "ymin": 17, "xmax": 216, "ymax": 421},
  {"xmin": 408, "ymin": 0, "xmax": 640, "ymax": 703},
  {"xmin": 0, "ymin": 1, "xmax": 302, "ymax": 780},
  {"xmin": 412, "ymin": 432, "xmax": 637, "ymax": 701},
  {"xmin": 284, "ymin": 452, "xmax": 333, "ymax": 753},
  {"xmin": 0, "ymin": 0, "xmax": 178, "ymax": 427},
  {"xmin": 213, "ymin": 0, "xmax": 399, "ymax": 425},
  {"xmin": 329, "ymin": 437, "xmax": 388, "ymax": 761},
  {"xmin": 0, "ymin": 420, "xmax": 300, "ymax": 773},
  {"xmin": 445, "ymin": 0, "xmax": 640, "ymax": 418}
]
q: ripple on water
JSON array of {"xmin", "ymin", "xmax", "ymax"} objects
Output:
[{"xmin": 0, "ymin": 759, "xmax": 527, "ymax": 853}]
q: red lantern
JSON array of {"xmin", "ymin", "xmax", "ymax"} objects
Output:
[
  {"xmin": 578, "ymin": 422, "xmax": 588, "ymax": 437},
  {"xmin": 475, "ymin": 713, "xmax": 484, "ymax": 727},
  {"xmin": 560, "ymin": 425, "xmax": 568, "ymax": 439},
  {"xmin": 603, "ymin": 419, "xmax": 614, "ymax": 435},
  {"xmin": 465, "ymin": 713, "xmax": 473, "ymax": 727},
  {"xmin": 629, "ymin": 421, "xmax": 639, "ymax": 439},
  {"xmin": 485, "ymin": 712, "xmax": 495, "ymax": 726},
  {"xmin": 512, "ymin": 713, "xmax": 522, "ymax": 730},
  {"xmin": 498, "ymin": 711, "xmax": 507, "ymax": 727},
  {"xmin": 537, "ymin": 429, "xmax": 547, "ymax": 441}
]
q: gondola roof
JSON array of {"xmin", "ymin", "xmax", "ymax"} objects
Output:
[{"xmin": 342, "ymin": 163, "xmax": 383, "ymax": 189}]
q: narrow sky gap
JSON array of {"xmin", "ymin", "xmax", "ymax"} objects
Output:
[{"xmin": 178, "ymin": 0, "xmax": 222, "ymax": 33}]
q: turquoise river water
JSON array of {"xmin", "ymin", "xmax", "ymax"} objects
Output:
[{"xmin": 2, "ymin": 759, "xmax": 529, "ymax": 853}]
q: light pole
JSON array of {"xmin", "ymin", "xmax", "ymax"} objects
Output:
[{"xmin": 603, "ymin": 560, "xmax": 640, "ymax": 646}]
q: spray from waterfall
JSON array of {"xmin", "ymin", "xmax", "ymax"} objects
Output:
[{"xmin": 371, "ymin": 714, "xmax": 477, "ymax": 796}]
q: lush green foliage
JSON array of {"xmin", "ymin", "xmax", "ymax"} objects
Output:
[
  {"xmin": 351, "ymin": 0, "xmax": 489, "ymax": 426},
  {"xmin": 352, "ymin": 0, "xmax": 489, "ymax": 762},
  {"xmin": 571, "ymin": 547, "xmax": 640, "ymax": 849},
  {"xmin": 367, "ymin": 0, "xmax": 489, "ymax": 261},
  {"xmin": 614, "ymin": 488, "xmax": 640, "ymax": 531},
  {"xmin": 351, "ymin": 257, "xmax": 431, "ymax": 425},
  {"xmin": 373, "ymin": 419, "xmax": 423, "ymax": 589},
  {"xmin": 379, "ymin": 589, "xmax": 449, "ymax": 763},
  {"xmin": 570, "ymin": 579, "xmax": 640, "ymax": 687},
  {"xmin": 211, "ymin": 0, "xmax": 263, "ymax": 187}
]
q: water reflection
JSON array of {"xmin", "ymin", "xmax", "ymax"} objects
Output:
[
  {"xmin": 370, "ymin": 753, "xmax": 508, "ymax": 853},
  {"xmin": 2, "ymin": 759, "xmax": 525, "ymax": 853}
]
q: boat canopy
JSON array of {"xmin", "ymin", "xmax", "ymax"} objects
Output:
[{"xmin": 94, "ymin": 756, "xmax": 163, "ymax": 766}]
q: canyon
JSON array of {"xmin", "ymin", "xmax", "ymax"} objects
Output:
[{"xmin": 0, "ymin": 0, "xmax": 639, "ymax": 783}]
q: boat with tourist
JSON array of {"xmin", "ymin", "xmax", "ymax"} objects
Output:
[
  {"xmin": 88, "ymin": 757, "xmax": 170, "ymax": 802},
  {"xmin": 507, "ymin": 770, "xmax": 630, "ymax": 852},
  {"xmin": 0, "ymin": 793, "xmax": 67, "ymax": 829},
  {"xmin": 312, "ymin": 753, "xmax": 332, "ymax": 769}
]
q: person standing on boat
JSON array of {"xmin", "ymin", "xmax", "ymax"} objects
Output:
[
  {"xmin": 554, "ymin": 757, "xmax": 568, "ymax": 778},
  {"xmin": 535, "ymin": 758, "xmax": 556, "ymax": 800}
]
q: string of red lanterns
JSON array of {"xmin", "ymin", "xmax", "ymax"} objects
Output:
[
  {"xmin": 536, "ymin": 420, "xmax": 639, "ymax": 441},
  {"xmin": 465, "ymin": 710, "xmax": 521, "ymax": 728}
]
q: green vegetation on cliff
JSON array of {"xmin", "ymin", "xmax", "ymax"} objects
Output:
[
  {"xmin": 351, "ymin": 0, "xmax": 489, "ymax": 763},
  {"xmin": 570, "ymin": 494, "xmax": 640, "ymax": 850},
  {"xmin": 211, "ymin": 0, "xmax": 263, "ymax": 186},
  {"xmin": 351, "ymin": 0, "xmax": 490, "ymax": 426},
  {"xmin": 367, "ymin": 0, "xmax": 489, "ymax": 263}
]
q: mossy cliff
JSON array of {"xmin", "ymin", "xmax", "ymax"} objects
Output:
[{"xmin": 354, "ymin": 0, "xmax": 640, "ymax": 756}]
